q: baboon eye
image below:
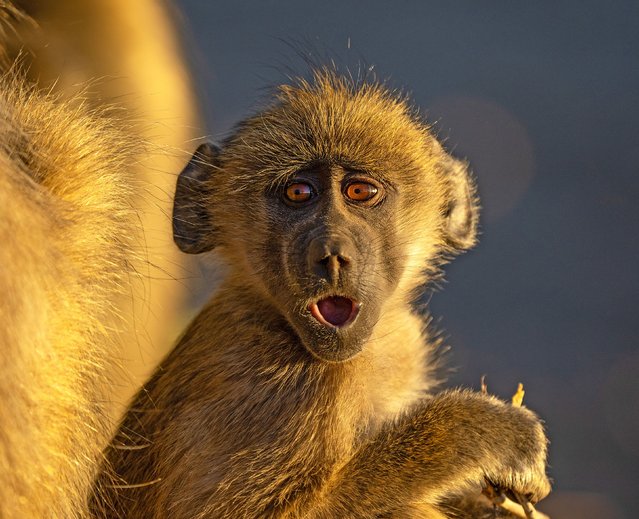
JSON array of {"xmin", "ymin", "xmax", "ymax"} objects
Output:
[
  {"xmin": 344, "ymin": 182, "xmax": 378, "ymax": 202},
  {"xmin": 285, "ymin": 182, "xmax": 314, "ymax": 203}
]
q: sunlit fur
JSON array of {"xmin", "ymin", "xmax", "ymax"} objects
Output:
[
  {"xmin": 0, "ymin": 70, "xmax": 137, "ymax": 518},
  {"xmin": 5, "ymin": 0, "xmax": 201, "ymax": 421},
  {"xmin": 94, "ymin": 71, "xmax": 549, "ymax": 518},
  {"xmin": 0, "ymin": 1, "xmax": 199, "ymax": 517}
]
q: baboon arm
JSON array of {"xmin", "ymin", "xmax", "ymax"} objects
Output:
[{"xmin": 305, "ymin": 390, "xmax": 549, "ymax": 518}]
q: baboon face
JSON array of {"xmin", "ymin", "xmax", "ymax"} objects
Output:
[
  {"xmin": 173, "ymin": 72, "xmax": 478, "ymax": 362},
  {"xmin": 255, "ymin": 160, "xmax": 406, "ymax": 362}
]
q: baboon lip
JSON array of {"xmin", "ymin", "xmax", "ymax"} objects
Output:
[{"xmin": 309, "ymin": 296, "xmax": 360, "ymax": 328}]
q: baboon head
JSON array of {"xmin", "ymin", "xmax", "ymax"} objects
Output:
[{"xmin": 173, "ymin": 71, "xmax": 478, "ymax": 362}]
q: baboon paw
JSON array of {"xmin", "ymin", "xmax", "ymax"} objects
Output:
[
  {"xmin": 485, "ymin": 457, "xmax": 551, "ymax": 505},
  {"xmin": 486, "ymin": 410, "xmax": 551, "ymax": 504}
]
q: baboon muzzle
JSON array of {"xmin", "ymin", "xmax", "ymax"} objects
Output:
[{"xmin": 305, "ymin": 233, "xmax": 361, "ymax": 329}]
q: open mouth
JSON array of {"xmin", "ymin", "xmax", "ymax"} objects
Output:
[{"xmin": 309, "ymin": 296, "xmax": 360, "ymax": 328}]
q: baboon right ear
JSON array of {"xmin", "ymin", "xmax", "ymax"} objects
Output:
[
  {"xmin": 442, "ymin": 156, "xmax": 479, "ymax": 251},
  {"xmin": 173, "ymin": 142, "xmax": 220, "ymax": 254}
]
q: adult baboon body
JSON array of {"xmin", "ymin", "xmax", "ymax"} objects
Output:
[
  {"xmin": 5, "ymin": 0, "xmax": 201, "ymax": 418},
  {"xmin": 0, "ymin": 68, "xmax": 138, "ymax": 519},
  {"xmin": 94, "ymin": 72, "xmax": 550, "ymax": 518},
  {"xmin": 0, "ymin": 1, "xmax": 199, "ymax": 517}
]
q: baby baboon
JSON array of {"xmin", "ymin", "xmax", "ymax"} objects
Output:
[{"xmin": 93, "ymin": 71, "xmax": 550, "ymax": 518}]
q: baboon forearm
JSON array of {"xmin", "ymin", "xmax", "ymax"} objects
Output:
[{"xmin": 306, "ymin": 390, "xmax": 542, "ymax": 517}]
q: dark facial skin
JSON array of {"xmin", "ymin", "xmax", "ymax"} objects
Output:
[{"xmin": 254, "ymin": 161, "xmax": 405, "ymax": 362}]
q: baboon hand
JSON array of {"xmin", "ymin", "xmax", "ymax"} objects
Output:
[
  {"xmin": 406, "ymin": 390, "xmax": 551, "ymax": 504},
  {"xmin": 478, "ymin": 397, "xmax": 551, "ymax": 504}
]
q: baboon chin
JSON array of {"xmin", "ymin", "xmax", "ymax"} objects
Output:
[{"xmin": 94, "ymin": 69, "xmax": 550, "ymax": 519}]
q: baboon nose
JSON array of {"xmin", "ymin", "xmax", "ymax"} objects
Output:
[
  {"xmin": 308, "ymin": 237, "xmax": 353, "ymax": 283},
  {"xmin": 317, "ymin": 254, "xmax": 350, "ymax": 282}
]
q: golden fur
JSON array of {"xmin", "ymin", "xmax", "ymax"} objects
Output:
[
  {"xmin": 0, "ymin": 70, "xmax": 137, "ymax": 518},
  {"xmin": 4, "ymin": 0, "xmax": 201, "ymax": 416},
  {"xmin": 0, "ymin": 1, "xmax": 199, "ymax": 516}
]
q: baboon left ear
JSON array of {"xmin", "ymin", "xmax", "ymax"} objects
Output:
[
  {"xmin": 173, "ymin": 142, "xmax": 221, "ymax": 254},
  {"xmin": 442, "ymin": 156, "xmax": 479, "ymax": 251}
]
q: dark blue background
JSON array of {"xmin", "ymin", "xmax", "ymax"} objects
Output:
[{"xmin": 174, "ymin": 2, "xmax": 639, "ymax": 517}]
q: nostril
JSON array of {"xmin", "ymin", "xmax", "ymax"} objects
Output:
[
  {"xmin": 307, "ymin": 236, "xmax": 354, "ymax": 282},
  {"xmin": 336, "ymin": 254, "xmax": 350, "ymax": 267},
  {"xmin": 318, "ymin": 253, "xmax": 349, "ymax": 268},
  {"xmin": 315, "ymin": 253, "xmax": 350, "ymax": 283}
]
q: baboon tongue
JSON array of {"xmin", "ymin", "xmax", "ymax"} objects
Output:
[{"xmin": 316, "ymin": 297, "xmax": 355, "ymax": 327}]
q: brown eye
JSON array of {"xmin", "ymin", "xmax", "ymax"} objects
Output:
[
  {"xmin": 285, "ymin": 182, "xmax": 313, "ymax": 203},
  {"xmin": 345, "ymin": 182, "xmax": 378, "ymax": 202}
]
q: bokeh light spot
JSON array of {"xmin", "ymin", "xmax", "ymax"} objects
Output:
[{"xmin": 428, "ymin": 96, "xmax": 535, "ymax": 223}]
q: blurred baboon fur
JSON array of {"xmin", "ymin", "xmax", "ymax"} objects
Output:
[
  {"xmin": 93, "ymin": 71, "xmax": 550, "ymax": 518},
  {"xmin": 0, "ymin": 69, "xmax": 138, "ymax": 519},
  {"xmin": 4, "ymin": 0, "xmax": 201, "ymax": 415},
  {"xmin": 0, "ymin": 1, "xmax": 199, "ymax": 517}
]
